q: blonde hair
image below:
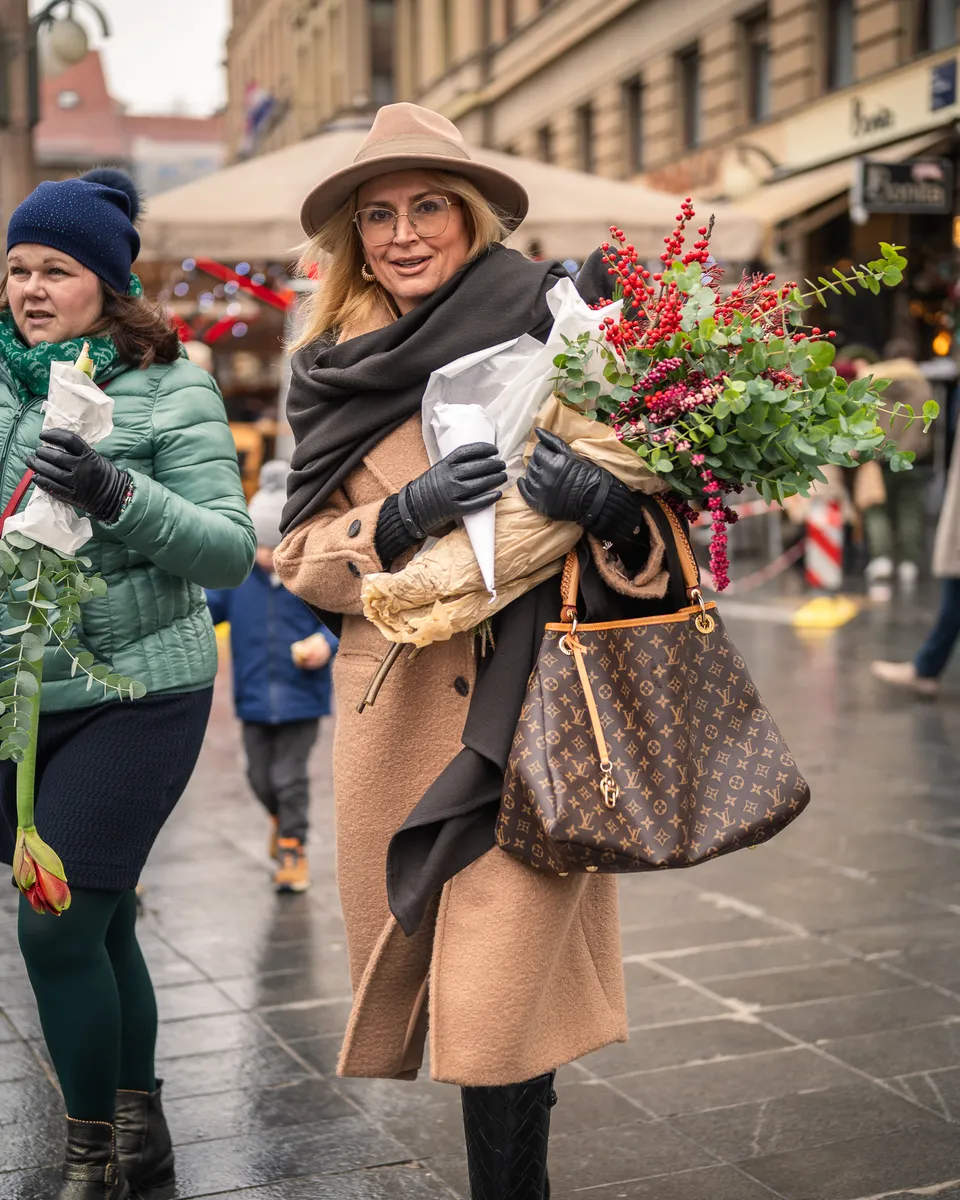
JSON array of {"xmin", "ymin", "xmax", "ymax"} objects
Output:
[{"xmin": 289, "ymin": 170, "xmax": 510, "ymax": 350}]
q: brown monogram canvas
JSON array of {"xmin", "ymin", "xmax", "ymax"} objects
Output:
[{"xmin": 498, "ymin": 605, "xmax": 811, "ymax": 875}]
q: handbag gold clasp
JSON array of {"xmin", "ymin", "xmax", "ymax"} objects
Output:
[
  {"xmin": 691, "ymin": 588, "xmax": 716, "ymax": 635},
  {"xmin": 558, "ymin": 616, "xmax": 580, "ymax": 657},
  {"xmin": 599, "ymin": 762, "xmax": 621, "ymax": 809}
]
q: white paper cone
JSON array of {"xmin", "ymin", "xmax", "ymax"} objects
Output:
[
  {"xmin": 433, "ymin": 403, "xmax": 498, "ymax": 598},
  {"xmin": 5, "ymin": 360, "xmax": 115, "ymax": 555}
]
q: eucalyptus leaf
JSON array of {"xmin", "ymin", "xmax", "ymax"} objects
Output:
[{"xmin": 15, "ymin": 671, "xmax": 38, "ymax": 698}]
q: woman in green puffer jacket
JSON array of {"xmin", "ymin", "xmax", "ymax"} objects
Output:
[{"xmin": 0, "ymin": 169, "xmax": 255, "ymax": 1200}]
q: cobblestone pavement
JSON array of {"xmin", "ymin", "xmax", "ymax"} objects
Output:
[{"xmin": 2, "ymin": 587, "xmax": 960, "ymax": 1199}]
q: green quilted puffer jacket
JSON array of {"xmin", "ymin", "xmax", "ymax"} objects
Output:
[{"xmin": 0, "ymin": 354, "xmax": 256, "ymax": 712}]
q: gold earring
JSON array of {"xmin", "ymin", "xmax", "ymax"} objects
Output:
[{"xmin": 361, "ymin": 263, "xmax": 376, "ymax": 283}]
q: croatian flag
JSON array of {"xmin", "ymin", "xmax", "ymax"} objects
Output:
[{"xmin": 243, "ymin": 82, "xmax": 275, "ymax": 153}]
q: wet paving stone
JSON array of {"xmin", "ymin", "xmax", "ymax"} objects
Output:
[
  {"xmin": 583, "ymin": 1016, "xmax": 791, "ymax": 1078},
  {"xmin": 255, "ymin": 997, "xmax": 355, "ymax": 1042},
  {"xmin": 820, "ymin": 1017, "xmax": 960, "ymax": 1079},
  {"xmin": 157, "ymin": 1045, "xmax": 313, "ymax": 1101},
  {"xmin": 164, "ymin": 1077, "xmax": 355, "ymax": 1144},
  {"xmin": 761, "ymin": 983, "xmax": 960, "ymax": 1041},
  {"xmin": 217, "ymin": 969, "xmax": 353, "ymax": 1011},
  {"xmin": 672, "ymin": 1080, "xmax": 943, "ymax": 1161},
  {"xmin": 707, "ymin": 959, "xmax": 914, "ymax": 1008},
  {"xmin": 613, "ymin": 1046, "xmax": 862, "ymax": 1116},
  {"xmin": 571, "ymin": 1164, "xmax": 781, "ymax": 1199},
  {"xmin": 740, "ymin": 1121, "xmax": 960, "ymax": 1199},
  {"xmin": 170, "ymin": 1116, "xmax": 415, "ymax": 1194},
  {"xmin": 194, "ymin": 1166, "xmax": 458, "ymax": 1199},
  {"xmin": 659, "ymin": 935, "xmax": 848, "ymax": 981},
  {"xmin": 621, "ymin": 980, "xmax": 732, "ymax": 1026},
  {"xmin": 154, "ymin": 1011, "xmax": 276, "ymax": 1059},
  {"xmin": 1, "ymin": 609, "xmax": 960, "ymax": 1196}
]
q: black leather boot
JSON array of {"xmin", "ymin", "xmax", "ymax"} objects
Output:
[
  {"xmin": 57, "ymin": 1118, "xmax": 130, "ymax": 1200},
  {"xmin": 461, "ymin": 1071, "xmax": 557, "ymax": 1199},
  {"xmin": 114, "ymin": 1081, "xmax": 175, "ymax": 1199}
]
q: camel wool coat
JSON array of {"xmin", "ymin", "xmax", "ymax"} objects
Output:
[{"xmin": 274, "ymin": 414, "xmax": 629, "ymax": 1087}]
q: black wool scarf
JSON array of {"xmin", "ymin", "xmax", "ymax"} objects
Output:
[{"xmin": 281, "ymin": 244, "xmax": 569, "ymax": 534}]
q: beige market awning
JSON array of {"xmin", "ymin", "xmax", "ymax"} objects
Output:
[
  {"xmin": 139, "ymin": 128, "xmax": 762, "ymax": 263},
  {"xmin": 733, "ymin": 129, "xmax": 951, "ymax": 229}
]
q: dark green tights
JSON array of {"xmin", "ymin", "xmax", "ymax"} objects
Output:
[{"xmin": 18, "ymin": 888, "xmax": 157, "ymax": 1121}]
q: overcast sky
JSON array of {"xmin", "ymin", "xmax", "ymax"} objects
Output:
[{"xmin": 30, "ymin": 0, "xmax": 230, "ymax": 116}]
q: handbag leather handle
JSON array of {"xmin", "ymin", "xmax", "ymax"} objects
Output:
[{"xmin": 559, "ymin": 494, "xmax": 702, "ymax": 619}]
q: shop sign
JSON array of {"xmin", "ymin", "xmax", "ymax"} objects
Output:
[
  {"xmin": 858, "ymin": 157, "xmax": 953, "ymax": 214},
  {"xmin": 931, "ymin": 59, "xmax": 957, "ymax": 112},
  {"xmin": 850, "ymin": 98, "xmax": 894, "ymax": 138},
  {"xmin": 762, "ymin": 53, "xmax": 960, "ymax": 173}
]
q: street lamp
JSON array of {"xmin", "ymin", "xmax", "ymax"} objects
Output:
[
  {"xmin": 0, "ymin": 0, "xmax": 111, "ymax": 242},
  {"xmin": 28, "ymin": 1, "xmax": 111, "ymax": 121}
]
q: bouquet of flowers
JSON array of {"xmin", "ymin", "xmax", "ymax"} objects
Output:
[{"xmin": 553, "ymin": 199, "xmax": 937, "ymax": 589}]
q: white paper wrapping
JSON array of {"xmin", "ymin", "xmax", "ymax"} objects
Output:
[
  {"xmin": 432, "ymin": 402, "xmax": 498, "ymax": 599},
  {"xmin": 5, "ymin": 360, "xmax": 115, "ymax": 555},
  {"xmin": 421, "ymin": 277, "xmax": 624, "ymax": 474}
]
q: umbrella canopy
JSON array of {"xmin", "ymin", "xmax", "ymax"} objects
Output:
[{"xmin": 138, "ymin": 127, "xmax": 761, "ymax": 263}]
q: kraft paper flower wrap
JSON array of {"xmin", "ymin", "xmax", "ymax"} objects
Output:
[
  {"xmin": 360, "ymin": 393, "xmax": 667, "ymax": 647},
  {"xmin": 2, "ymin": 345, "xmax": 145, "ymax": 914}
]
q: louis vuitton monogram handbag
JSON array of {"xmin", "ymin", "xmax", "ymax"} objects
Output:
[{"xmin": 497, "ymin": 497, "xmax": 810, "ymax": 875}]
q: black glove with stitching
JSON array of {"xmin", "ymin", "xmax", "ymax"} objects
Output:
[
  {"xmin": 518, "ymin": 427, "xmax": 648, "ymax": 547},
  {"xmin": 27, "ymin": 429, "xmax": 130, "ymax": 524},
  {"xmin": 399, "ymin": 441, "xmax": 507, "ymax": 539}
]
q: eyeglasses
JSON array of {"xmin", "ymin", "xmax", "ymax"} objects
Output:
[{"xmin": 354, "ymin": 195, "xmax": 461, "ymax": 246}]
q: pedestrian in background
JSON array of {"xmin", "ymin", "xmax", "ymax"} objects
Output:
[
  {"xmin": 873, "ymin": 405, "xmax": 960, "ymax": 695},
  {"xmin": 857, "ymin": 338, "xmax": 934, "ymax": 587},
  {"xmin": 206, "ymin": 459, "xmax": 337, "ymax": 894},
  {"xmin": 0, "ymin": 169, "xmax": 255, "ymax": 1199}
]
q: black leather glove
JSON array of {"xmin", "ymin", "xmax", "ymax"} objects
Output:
[
  {"xmin": 518, "ymin": 427, "xmax": 647, "ymax": 547},
  {"xmin": 399, "ymin": 442, "xmax": 506, "ymax": 539},
  {"xmin": 27, "ymin": 429, "xmax": 130, "ymax": 524},
  {"xmin": 518, "ymin": 428, "xmax": 611, "ymax": 527}
]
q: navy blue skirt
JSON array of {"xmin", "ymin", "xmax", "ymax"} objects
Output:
[{"xmin": 0, "ymin": 688, "xmax": 213, "ymax": 891}]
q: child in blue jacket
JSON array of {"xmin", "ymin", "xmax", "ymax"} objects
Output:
[{"xmin": 206, "ymin": 461, "xmax": 338, "ymax": 893}]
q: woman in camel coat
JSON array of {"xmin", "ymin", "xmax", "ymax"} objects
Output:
[{"xmin": 275, "ymin": 103, "xmax": 674, "ymax": 1199}]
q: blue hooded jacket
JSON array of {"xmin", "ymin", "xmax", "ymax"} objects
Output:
[{"xmin": 206, "ymin": 565, "xmax": 338, "ymax": 724}]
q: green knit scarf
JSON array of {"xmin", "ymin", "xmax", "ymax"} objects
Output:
[{"xmin": 0, "ymin": 274, "xmax": 143, "ymax": 403}]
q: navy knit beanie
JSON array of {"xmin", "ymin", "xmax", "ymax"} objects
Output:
[{"xmin": 6, "ymin": 168, "xmax": 141, "ymax": 295}]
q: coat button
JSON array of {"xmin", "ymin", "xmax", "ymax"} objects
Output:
[
  {"xmin": 347, "ymin": 519, "xmax": 361, "ymax": 538},
  {"xmin": 347, "ymin": 562, "xmax": 361, "ymax": 577},
  {"xmin": 454, "ymin": 676, "xmax": 470, "ymax": 697}
]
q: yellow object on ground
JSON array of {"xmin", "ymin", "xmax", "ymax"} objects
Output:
[{"xmin": 791, "ymin": 595, "xmax": 861, "ymax": 630}]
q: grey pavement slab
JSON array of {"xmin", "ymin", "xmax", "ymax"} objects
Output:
[{"xmin": 1, "ymin": 592, "xmax": 960, "ymax": 1195}]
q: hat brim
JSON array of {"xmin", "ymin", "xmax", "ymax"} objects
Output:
[{"xmin": 300, "ymin": 153, "xmax": 529, "ymax": 248}]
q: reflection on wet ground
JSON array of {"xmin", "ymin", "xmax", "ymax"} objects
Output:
[{"xmin": 2, "ymin": 583, "xmax": 960, "ymax": 1198}]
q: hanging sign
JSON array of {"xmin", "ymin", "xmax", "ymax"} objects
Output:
[
  {"xmin": 858, "ymin": 157, "xmax": 953, "ymax": 214},
  {"xmin": 931, "ymin": 59, "xmax": 957, "ymax": 112}
]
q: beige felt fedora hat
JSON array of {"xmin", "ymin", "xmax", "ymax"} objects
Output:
[{"xmin": 300, "ymin": 103, "xmax": 529, "ymax": 248}]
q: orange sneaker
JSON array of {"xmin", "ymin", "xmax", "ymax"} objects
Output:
[
  {"xmin": 274, "ymin": 839, "xmax": 309, "ymax": 893},
  {"xmin": 268, "ymin": 816, "xmax": 279, "ymax": 860}
]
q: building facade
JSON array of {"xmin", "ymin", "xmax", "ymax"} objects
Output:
[
  {"xmin": 225, "ymin": 0, "xmax": 960, "ymax": 355},
  {"xmin": 35, "ymin": 51, "xmax": 226, "ymax": 199},
  {"xmin": 225, "ymin": 0, "xmax": 394, "ymax": 158}
]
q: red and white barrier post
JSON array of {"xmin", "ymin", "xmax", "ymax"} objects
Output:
[{"xmin": 804, "ymin": 497, "xmax": 843, "ymax": 592}]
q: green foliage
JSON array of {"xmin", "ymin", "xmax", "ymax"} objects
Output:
[
  {"xmin": 553, "ymin": 243, "xmax": 931, "ymax": 509},
  {"xmin": 0, "ymin": 537, "xmax": 146, "ymax": 764}
]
